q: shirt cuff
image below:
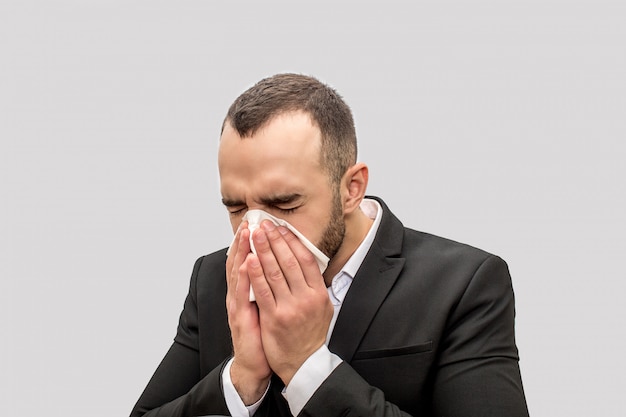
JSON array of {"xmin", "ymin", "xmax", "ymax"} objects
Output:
[
  {"xmin": 283, "ymin": 345, "xmax": 343, "ymax": 416},
  {"xmin": 222, "ymin": 358, "xmax": 268, "ymax": 417}
]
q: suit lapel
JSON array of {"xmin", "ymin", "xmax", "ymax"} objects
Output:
[{"xmin": 328, "ymin": 197, "xmax": 406, "ymax": 363}]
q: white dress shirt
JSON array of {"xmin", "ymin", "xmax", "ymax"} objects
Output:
[{"xmin": 223, "ymin": 199, "xmax": 383, "ymax": 416}]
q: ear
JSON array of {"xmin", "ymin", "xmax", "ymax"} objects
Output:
[{"xmin": 341, "ymin": 162, "xmax": 369, "ymax": 215}]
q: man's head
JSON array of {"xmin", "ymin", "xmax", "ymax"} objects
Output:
[
  {"xmin": 222, "ymin": 73, "xmax": 357, "ymax": 187},
  {"xmin": 218, "ymin": 74, "xmax": 370, "ymax": 271}
]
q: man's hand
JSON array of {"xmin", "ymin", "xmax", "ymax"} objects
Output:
[
  {"xmin": 226, "ymin": 223, "xmax": 272, "ymax": 405},
  {"xmin": 247, "ymin": 220, "xmax": 334, "ymax": 386}
]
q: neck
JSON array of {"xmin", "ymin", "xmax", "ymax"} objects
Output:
[{"xmin": 322, "ymin": 208, "xmax": 374, "ymax": 286}]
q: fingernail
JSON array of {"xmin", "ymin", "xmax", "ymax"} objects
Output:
[
  {"xmin": 261, "ymin": 220, "xmax": 275, "ymax": 232},
  {"xmin": 277, "ymin": 226, "xmax": 288, "ymax": 235},
  {"xmin": 254, "ymin": 229, "xmax": 266, "ymax": 243}
]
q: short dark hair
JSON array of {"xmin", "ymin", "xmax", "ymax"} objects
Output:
[{"xmin": 222, "ymin": 73, "xmax": 357, "ymax": 185}]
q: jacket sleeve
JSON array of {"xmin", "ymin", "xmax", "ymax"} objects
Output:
[
  {"xmin": 129, "ymin": 256, "xmax": 231, "ymax": 417},
  {"xmin": 430, "ymin": 255, "xmax": 529, "ymax": 416},
  {"xmin": 299, "ymin": 255, "xmax": 529, "ymax": 417}
]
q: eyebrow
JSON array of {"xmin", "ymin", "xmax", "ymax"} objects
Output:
[{"xmin": 221, "ymin": 197, "xmax": 244, "ymax": 207}]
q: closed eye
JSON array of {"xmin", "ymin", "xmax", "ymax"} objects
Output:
[
  {"xmin": 222, "ymin": 197, "xmax": 247, "ymax": 216},
  {"xmin": 275, "ymin": 206, "xmax": 299, "ymax": 214},
  {"xmin": 228, "ymin": 207, "xmax": 247, "ymax": 216}
]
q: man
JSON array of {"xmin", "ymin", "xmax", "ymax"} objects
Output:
[{"xmin": 130, "ymin": 73, "xmax": 529, "ymax": 416}]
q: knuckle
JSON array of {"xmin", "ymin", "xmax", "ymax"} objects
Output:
[
  {"xmin": 284, "ymin": 255, "xmax": 299, "ymax": 271},
  {"xmin": 255, "ymin": 242, "xmax": 271, "ymax": 255},
  {"xmin": 267, "ymin": 268, "xmax": 284, "ymax": 282},
  {"xmin": 282, "ymin": 230, "xmax": 298, "ymax": 243},
  {"xmin": 226, "ymin": 297, "xmax": 236, "ymax": 313},
  {"xmin": 266, "ymin": 228, "xmax": 282, "ymax": 242},
  {"xmin": 276, "ymin": 308, "xmax": 297, "ymax": 325},
  {"xmin": 299, "ymin": 250, "xmax": 316, "ymax": 267},
  {"xmin": 311, "ymin": 290, "xmax": 330, "ymax": 307},
  {"xmin": 254, "ymin": 286, "xmax": 272, "ymax": 300}
]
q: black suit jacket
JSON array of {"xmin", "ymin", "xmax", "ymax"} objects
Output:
[{"xmin": 131, "ymin": 197, "xmax": 529, "ymax": 416}]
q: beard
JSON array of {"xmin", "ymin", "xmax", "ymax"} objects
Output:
[{"xmin": 317, "ymin": 189, "xmax": 345, "ymax": 259}]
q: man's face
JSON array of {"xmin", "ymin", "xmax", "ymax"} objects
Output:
[{"xmin": 218, "ymin": 111, "xmax": 345, "ymax": 258}]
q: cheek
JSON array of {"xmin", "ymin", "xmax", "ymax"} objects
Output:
[
  {"xmin": 293, "ymin": 212, "xmax": 331, "ymax": 244},
  {"xmin": 228, "ymin": 216, "xmax": 242, "ymax": 234}
]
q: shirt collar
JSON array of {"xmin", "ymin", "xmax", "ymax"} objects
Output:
[{"xmin": 328, "ymin": 198, "xmax": 383, "ymax": 304}]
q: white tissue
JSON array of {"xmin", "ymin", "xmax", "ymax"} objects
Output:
[{"xmin": 227, "ymin": 209, "xmax": 330, "ymax": 301}]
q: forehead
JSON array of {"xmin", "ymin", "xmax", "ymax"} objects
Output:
[
  {"xmin": 219, "ymin": 111, "xmax": 322, "ymax": 164},
  {"xmin": 218, "ymin": 111, "xmax": 327, "ymax": 197}
]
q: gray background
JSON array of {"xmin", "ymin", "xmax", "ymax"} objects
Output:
[{"xmin": 1, "ymin": 1, "xmax": 624, "ymax": 416}]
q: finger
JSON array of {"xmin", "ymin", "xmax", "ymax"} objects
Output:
[
  {"xmin": 227, "ymin": 221, "xmax": 249, "ymax": 267},
  {"xmin": 260, "ymin": 221, "xmax": 310, "ymax": 296},
  {"xmin": 250, "ymin": 225, "xmax": 296, "ymax": 302},
  {"xmin": 225, "ymin": 228, "xmax": 239, "ymax": 274},
  {"xmin": 227, "ymin": 227, "xmax": 250, "ymax": 292},
  {"xmin": 246, "ymin": 252, "xmax": 276, "ymax": 309},
  {"xmin": 236, "ymin": 225, "xmax": 251, "ymax": 263},
  {"xmin": 276, "ymin": 225, "xmax": 326, "ymax": 292},
  {"xmin": 236, "ymin": 253, "xmax": 253, "ymax": 301}
]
